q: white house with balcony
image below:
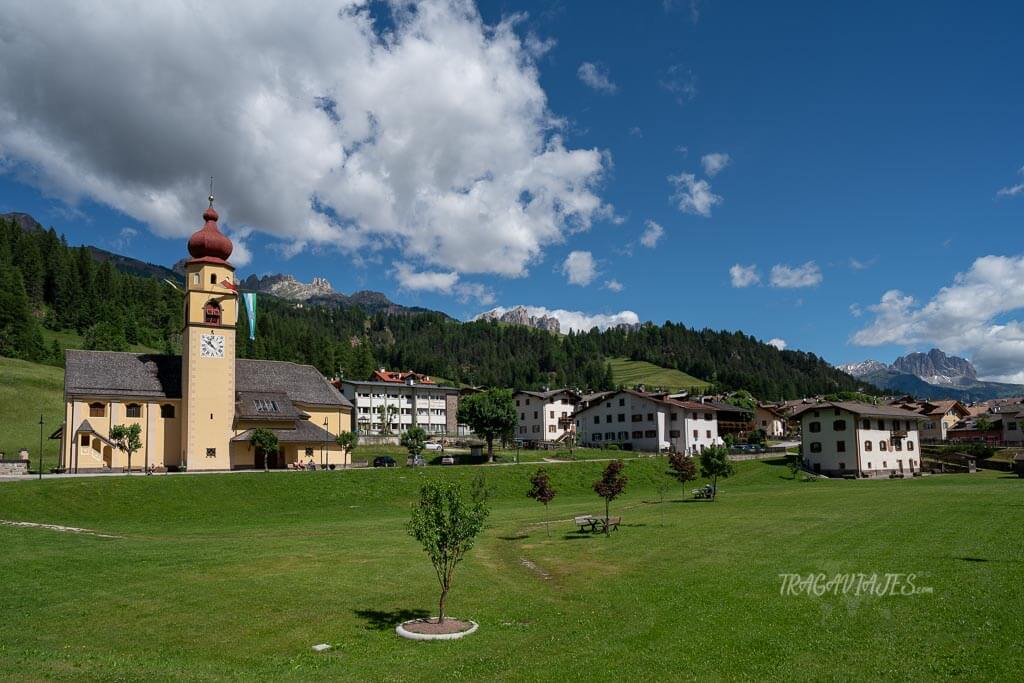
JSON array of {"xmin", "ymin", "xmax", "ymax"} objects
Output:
[
  {"xmin": 574, "ymin": 389, "xmax": 721, "ymax": 454},
  {"xmin": 794, "ymin": 402, "xmax": 924, "ymax": 478},
  {"xmin": 337, "ymin": 373, "xmax": 459, "ymax": 436},
  {"xmin": 514, "ymin": 389, "xmax": 580, "ymax": 443}
]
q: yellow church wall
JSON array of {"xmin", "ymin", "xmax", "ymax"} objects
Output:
[{"xmin": 63, "ymin": 399, "xmax": 181, "ymax": 471}]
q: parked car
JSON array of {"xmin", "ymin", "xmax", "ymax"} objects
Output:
[
  {"xmin": 407, "ymin": 455, "xmax": 426, "ymax": 467},
  {"xmin": 424, "ymin": 442, "xmax": 444, "ymax": 452},
  {"xmin": 441, "ymin": 455, "xmax": 456, "ymax": 466},
  {"xmin": 372, "ymin": 456, "xmax": 397, "ymax": 468}
]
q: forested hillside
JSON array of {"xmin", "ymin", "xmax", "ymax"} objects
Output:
[{"xmin": 0, "ymin": 215, "xmax": 874, "ymax": 398}]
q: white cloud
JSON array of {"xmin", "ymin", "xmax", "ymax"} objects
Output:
[
  {"xmin": 562, "ymin": 250, "xmax": 598, "ymax": 286},
  {"xmin": 393, "ymin": 262, "xmax": 460, "ymax": 293},
  {"xmin": 476, "ymin": 305, "xmax": 639, "ymax": 333},
  {"xmin": 668, "ymin": 172, "xmax": 721, "ymax": 217},
  {"xmin": 628, "ymin": 126, "xmax": 643, "ymax": 138},
  {"xmin": 604, "ymin": 279, "xmax": 624, "ymax": 292},
  {"xmin": 640, "ymin": 219, "xmax": 664, "ymax": 248},
  {"xmin": 849, "ymin": 303, "xmax": 863, "ymax": 318},
  {"xmin": 577, "ymin": 62, "xmax": 617, "ymax": 94},
  {"xmin": 849, "ymin": 257, "xmax": 876, "ymax": 271},
  {"xmin": 997, "ymin": 166, "xmax": 1024, "ymax": 197},
  {"xmin": 770, "ymin": 261, "xmax": 823, "ymax": 288},
  {"xmin": 112, "ymin": 226, "xmax": 138, "ymax": 250},
  {"xmin": 851, "ymin": 254, "xmax": 1024, "ymax": 381},
  {"xmin": 700, "ymin": 152, "xmax": 730, "ymax": 177},
  {"xmin": 393, "ymin": 261, "xmax": 493, "ymax": 305},
  {"xmin": 729, "ymin": 263, "xmax": 760, "ymax": 288},
  {"xmin": 767, "ymin": 338, "xmax": 787, "ymax": 350},
  {"xmin": 0, "ymin": 0, "xmax": 610, "ymax": 279}
]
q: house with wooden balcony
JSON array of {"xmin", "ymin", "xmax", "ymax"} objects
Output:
[{"xmin": 793, "ymin": 401, "xmax": 925, "ymax": 478}]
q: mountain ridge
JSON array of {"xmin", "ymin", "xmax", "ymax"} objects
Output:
[{"xmin": 838, "ymin": 348, "xmax": 1024, "ymax": 401}]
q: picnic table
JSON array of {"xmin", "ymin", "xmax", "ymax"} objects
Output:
[{"xmin": 573, "ymin": 515, "xmax": 622, "ymax": 532}]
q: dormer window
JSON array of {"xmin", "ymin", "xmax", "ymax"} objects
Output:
[
  {"xmin": 254, "ymin": 398, "xmax": 280, "ymax": 413},
  {"xmin": 204, "ymin": 301, "xmax": 222, "ymax": 325}
]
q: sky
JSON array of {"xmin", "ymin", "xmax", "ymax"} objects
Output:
[{"xmin": 0, "ymin": 1, "xmax": 1022, "ymax": 379}]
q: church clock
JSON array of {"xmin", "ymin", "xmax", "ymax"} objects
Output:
[{"xmin": 200, "ymin": 333, "xmax": 225, "ymax": 358}]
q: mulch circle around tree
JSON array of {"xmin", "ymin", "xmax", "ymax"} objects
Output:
[{"xmin": 396, "ymin": 618, "xmax": 479, "ymax": 641}]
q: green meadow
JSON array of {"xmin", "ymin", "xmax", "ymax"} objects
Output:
[
  {"xmin": 1, "ymin": 459, "xmax": 1021, "ymax": 681},
  {"xmin": 0, "ymin": 357, "xmax": 64, "ymax": 462},
  {"xmin": 608, "ymin": 357, "xmax": 710, "ymax": 392}
]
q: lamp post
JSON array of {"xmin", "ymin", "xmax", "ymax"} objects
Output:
[
  {"xmin": 38, "ymin": 414, "xmax": 44, "ymax": 481},
  {"xmin": 322, "ymin": 417, "xmax": 329, "ymax": 468}
]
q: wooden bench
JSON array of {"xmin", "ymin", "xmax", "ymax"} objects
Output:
[
  {"xmin": 595, "ymin": 516, "xmax": 621, "ymax": 532},
  {"xmin": 574, "ymin": 516, "xmax": 598, "ymax": 532}
]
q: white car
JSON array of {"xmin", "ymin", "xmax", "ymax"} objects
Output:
[{"xmin": 424, "ymin": 442, "xmax": 444, "ymax": 452}]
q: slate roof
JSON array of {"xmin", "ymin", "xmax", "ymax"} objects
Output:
[
  {"xmin": 64, "ymin": 351, "xmax": 350, "ymax": 408},
  {"xmin": 792, "ymin": 401, "xmax": 925, "ymax": 420},
  {"xmin": 231, "ymin": 419, "xmax": 336, "ymax": 443},
  {"xmin": 65, "ymin": 351, "xmax": 183, "ymax": 399},
  {"xmin": 515, "ymin": 389, "xmax": 580, "ymax": 401},
  {"xmin": 234, "ymin": 391, "xmax": 307, "ymax": 420}
]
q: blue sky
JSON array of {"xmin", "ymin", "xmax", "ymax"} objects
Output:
[{"xmin": 1, "ymin": 1, "xmax": 1022, "ymax": 376}]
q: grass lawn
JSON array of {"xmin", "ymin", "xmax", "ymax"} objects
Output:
[
  {"xmin": 0, "ymin": 357, "xmax": 64, "ymax": 463},
  {"xmin": 1, "ymin": 459, "xmax": 1021, "ymax": 680},
  {"xmin": 609, "ymin": 357, "xmax": 710, "ymax": 392}
]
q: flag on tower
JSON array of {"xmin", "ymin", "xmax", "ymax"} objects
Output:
[{"xmin": 242, "ymin": 292, "xmax": 257, "ymax": 341}]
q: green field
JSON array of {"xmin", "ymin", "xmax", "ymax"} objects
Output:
[
  {"xmin": 609, "ymin": 357, "xmax": 710, "ymax": 392},
  {"xmin": 1, "ymin": 459, "xmax": 1021, "ymax": 680},
  {"xmin": 0, "ymin": 357, "xmax": 64, "ymax": 463}
]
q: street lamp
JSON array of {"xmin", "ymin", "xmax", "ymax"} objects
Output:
[
  {"xmin": 38, "ymin": 414, "xmax": 44, "ymax": 481},
  {"xmin": 322, "ymin": 417, "xmax": 329, "ymax": 468}
]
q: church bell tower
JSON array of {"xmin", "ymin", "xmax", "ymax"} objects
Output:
[{"xmin": 180, "ymin": 193, "xmax": 237, "ymax": 470}]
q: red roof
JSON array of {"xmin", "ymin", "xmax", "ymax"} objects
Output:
[{"xmin": 369, "ymin": 369, "xmax": 436, "ymax": 385}]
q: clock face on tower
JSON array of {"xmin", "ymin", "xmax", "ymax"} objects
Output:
[{"xmin": 200, "ymin": 333, "xmax": 225, "ymax": 358}]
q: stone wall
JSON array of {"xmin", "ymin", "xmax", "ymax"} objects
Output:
[{"xmin": 0, "ymin": 460, "xmax": 30, "ymax": 476}]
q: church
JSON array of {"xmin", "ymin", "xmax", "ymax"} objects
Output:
[{"xmin": 59, "ymin": 201, "xmax": 353, "ymax": 472}]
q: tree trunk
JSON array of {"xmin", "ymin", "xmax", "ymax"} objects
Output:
[
  {"xmin": 545, "ymin": 502, "xmax": 550, "ymax": 537},
  {"xmin": 126, "ymin": 453, "xmax": 131, "ymax": 476},
  {"xmin": 486, "ymin": 435, "xmax": 494, "ymax": 462},
  {"xmin": 712, "ymin": 473, "xmax": 718, "ymax": 501},
  {"xmin": 604, "ymin": 498, "xmax": 610, "ymax": 535},
  {"xmin": 438, "ymin": 587, "xmax": 448, "ymax": 624}
]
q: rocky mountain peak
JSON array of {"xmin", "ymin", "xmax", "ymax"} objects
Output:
[
  {"xmin": 476, "ymin": 305, "xmax": 561, "ymax": 334},
  {"xmin": 892, "ymin": 348, "xmax": 976, "ymax": 386}
]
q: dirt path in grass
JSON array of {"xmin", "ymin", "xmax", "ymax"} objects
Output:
[{"xmin": 1, "ymin": 520, "xmax": 124, "ymax": 539}]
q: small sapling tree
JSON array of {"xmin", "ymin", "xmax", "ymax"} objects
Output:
[
  {"xmin": 526, "ymin": 467, "xmax": 557, "ymax": 536},
  {"xmin": 667, "ymin": 452, "xmax": 698, "ymax": 499},
  {"xmin": 249, "ymin": 427, "xmax": 279, "ymax": 472},
  {"xmin": 407, "ymin": 481, "xmax": 489, "ymax": 624},
  {"xmin": 457, "ymin": 388, "xmax": 517, "ymax": 462},
  {"xmin": 335, "ymin": 430, "xmax": 359, "ymax": 464},
  {"xmin": 108, "ymin": 423, "xmax": 142, "ymax": 475},
  {"xmin": 400, "ymin": 425, "xmax": 427, "ymax": 460},
  {"xmin": 699, "ymin": 445, "xmax": 735, "ymax": 500},
  {"xmin": 593, "ymin": 459, "xmax": 628, "ymax": 534}
]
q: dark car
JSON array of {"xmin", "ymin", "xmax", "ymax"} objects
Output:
[{"xmin": 372, "ymin": 456, "xmax": 397, "ymax": 468}]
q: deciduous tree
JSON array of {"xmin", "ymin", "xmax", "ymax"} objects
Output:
[
  {"xmin": 526, "ymin": 467, "xmax": 557, "ymax": 536},
  {"xmin": 249, "ymin": 427, "xmax": 279, "ymax": 472},
  {"xmin": 457, "ymin": 388, "xmax": 517, "ymax": 461},
  {"xmin": 699, "ymin": 445, "xmax": 735, "ymax": 500},
  {"xmin": 400, "ymin": 425, "xmax": 427, "ymax": 458},
  {"xmin": 108, "ymin": 423, "xmax": 142, "ymax": 475},
  {"xmin": 667, "ymin": 452, "xmax": 697, "ymax": 498},
  {"xmin": 593, "ymin": 459, "xmax": 628, "ymax": 534},
  {"xmin": 407, "ymin": 481, "xmax": 489, "ymax": 624}
]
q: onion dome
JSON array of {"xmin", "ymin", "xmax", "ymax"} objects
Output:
[{"xmin": 187, "ymin": 198, "xmax": 233, "ymax": 263}]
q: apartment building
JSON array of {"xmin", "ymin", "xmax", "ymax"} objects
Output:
[
  {"xmin": 794, "ymin": 402, "xmax": 924, "ymax": 478},
  {"xmin": 514, "ymin": 389, "xmax": 580, "ymax": 443},
  {"xmin": 574, "ymin": 389, "xmax": 721, "ymax": 454},
  {"xmin": 337, "ymin": 369, "xmax": 459, "ymax": 435}
]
